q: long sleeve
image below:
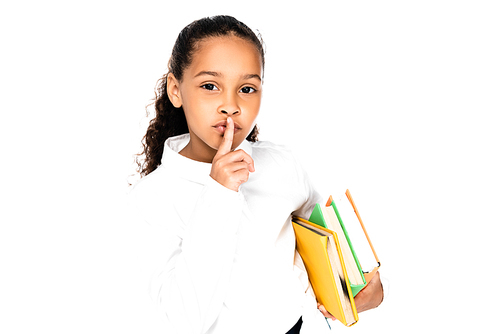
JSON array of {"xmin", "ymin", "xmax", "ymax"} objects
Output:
[
  {"xmin": 132, "ymin": 174, "xmax": 244, "ymax": 334},
  {"xmin": 131, "ymin": 136, "xmax": 335, "ymax": 334},
  {"xmin": 290, "ymin": 150, "xmax": 323, "ymax": 219}
]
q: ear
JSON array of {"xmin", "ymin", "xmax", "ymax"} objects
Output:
[{"xmin": 167, "ymin": 73, "xmax": 183, "ymax": 108}]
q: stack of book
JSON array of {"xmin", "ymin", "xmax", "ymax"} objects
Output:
[{"xmin": 292, "ymin": 189, "xmax": 380, "ymax": 327}]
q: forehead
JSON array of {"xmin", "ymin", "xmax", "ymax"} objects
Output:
[{"xmin": 186, "ymin": 35, "xmax": 263, "ymax": 78}]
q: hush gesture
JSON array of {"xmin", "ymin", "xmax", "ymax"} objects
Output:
[{"xmin": 210, "ymin": 117, "xmax": 255, "ymax": 192}]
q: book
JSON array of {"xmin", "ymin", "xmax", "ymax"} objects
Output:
[
  {"xmin": 307, "ymin": 190, "xmax": 380, "ymax": 293},
  {"xmin": 292, "ymin": 217, "xmax": 358, "ymax": 327},
  {"xmin": 309, "ymin": 203, "xmax": 366, "ymax": 296},
  {"xmin": 332, "ymin": 190, "xmax": 380, "ymax": 285},
  {"xmin": 292, "ymin": 189, "xmax": 380, "ymax": 325}
]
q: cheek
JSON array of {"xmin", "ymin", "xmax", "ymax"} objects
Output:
[
  {"xmin": 245, "ymin": 98, "xmax": 261, "ymax": 122},
  {"xmin": 182, "ymin": 96, "xmax": 212, "ymax": 124}
]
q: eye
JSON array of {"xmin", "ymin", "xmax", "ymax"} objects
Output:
[
  {"xmin": 201, "ymin": 83, "xmax": 218, "ymax": 91},
  {"xmin": 240, "ymin": 86, "xmax": 256, "ymax": 94}
]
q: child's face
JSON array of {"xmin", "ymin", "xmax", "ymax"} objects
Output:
[{"xmin": 168, "ymin": 35, "xmax": 263, "ymax": 162}]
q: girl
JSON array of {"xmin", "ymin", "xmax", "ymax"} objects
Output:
[{"xmin": 132, "ymin": 15, "xmax": 383, "ymax": 334}]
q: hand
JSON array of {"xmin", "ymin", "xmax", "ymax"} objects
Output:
[
  {"xmin": 318, "ymin": 271, "xmax": 384, "ymax": 320},
  {"xmin": 210, "ymin": 117, "xmax": 255, "ymax": 192}
]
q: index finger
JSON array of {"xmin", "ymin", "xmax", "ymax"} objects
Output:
[{"xmin": 216, "ymin": 117, "xmax": 234, "ymax": 156}]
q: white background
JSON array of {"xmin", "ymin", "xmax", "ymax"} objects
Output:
[{"xmin": 1, "ymin": 1, "xmax": 499, "ymax": 333}]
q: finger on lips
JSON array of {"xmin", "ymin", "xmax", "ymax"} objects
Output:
[
  {"xmin": 216, "ymin": 117, "xmax": 255, "ymax": 172},
  {"xmin": 217, "ymin": 117, "xmax": 234, "ymax": 157},
  {"xmin": 210, "ymin": 116, "xmax": 255, "ymax": 192}
]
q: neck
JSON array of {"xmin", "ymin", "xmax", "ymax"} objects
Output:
[{"xmin": 179, "ymin": 140, "xmax": 217, "ymax": 163}]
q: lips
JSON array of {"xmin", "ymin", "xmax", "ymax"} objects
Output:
[{"xmin": 213, "ymin": 120, "xmax": 242, "ymax": 134}]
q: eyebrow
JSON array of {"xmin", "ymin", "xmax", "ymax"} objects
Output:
[
  {"xmin": 194, "ymin": 71, "xmax": 221, "ymax": 78},
  {"xmin": 194, "ymin": 71, "xmax": 261, "ymax": 82},
  {"xmin": 242, "ymin": 73, "xmax": 262, "ymax": 81}
]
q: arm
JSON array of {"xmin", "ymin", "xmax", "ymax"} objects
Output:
[
  {"xmin": 287, "ymin": 151, "xmax": 384, "ymax": 320},
  {"xmin": 133, "ymin": 177, "xmax": 244, "ymax": 334}
]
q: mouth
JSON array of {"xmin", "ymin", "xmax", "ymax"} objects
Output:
[{"xmin": 213, "ymin": 120, "xmax": 242, "ymax": 134}]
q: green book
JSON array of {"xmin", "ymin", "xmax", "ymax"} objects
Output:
[{"xmin": 308, "ymin": 202, "xmax": 367, "ymax": 296}]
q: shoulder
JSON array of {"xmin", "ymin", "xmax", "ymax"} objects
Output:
[
  {"xmin": 129, "ymin": 164, "xmax": 180, "ymax": 221},
  {"xmin": 248, "ymin": 140, "xmax": 307, "ymax": 182},
  {"xmin": 131, "ymin": 164, "xmax": 173, "ymax": 199},
  {"xmin": 245, "ymin": 140, "xmax": 321, "ymax": 215},
  {"xmin": 249, "ymin": 140, "xmax": 297, "ymax": 165}
]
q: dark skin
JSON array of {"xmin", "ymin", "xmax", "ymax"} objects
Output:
[{"xmin": 318, "ymin": 271, "xmax": 384, "ymax": 320}]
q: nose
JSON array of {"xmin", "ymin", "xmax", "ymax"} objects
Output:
[
  {"xmin": 220, "ymin": 109, "xmax": 240, "ymax": 115},
  {"xmin": 218, "ymin": 92, "xmax": 240, "ymax": 115}
]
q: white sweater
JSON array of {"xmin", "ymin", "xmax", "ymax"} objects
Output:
[{"xmin": 131, "ymin": 134, "xmax": 331, "ymax": 334}]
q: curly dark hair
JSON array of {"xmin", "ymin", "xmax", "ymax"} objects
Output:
[{"xmin": 136, "ymin": 15, "xmax": 265, "ymax": 177}]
